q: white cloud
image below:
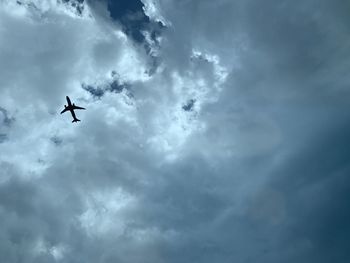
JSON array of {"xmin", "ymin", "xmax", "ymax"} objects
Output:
[
  {"xmin": 141, "ymin": 0, "xmax": 170, "ymax": 26},
  {"xmin": 79, "ymin": 188, "xmax": 135, "ymax": 236}
]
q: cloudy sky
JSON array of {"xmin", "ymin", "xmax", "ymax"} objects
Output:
[{"xmin": 0, "ymin": 0, "xmax": 350, "ymax": 262}]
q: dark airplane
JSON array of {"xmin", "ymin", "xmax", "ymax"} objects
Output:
[{"xmin": 60, "ymin": 96, "xmax": 86, "ymax": 123}]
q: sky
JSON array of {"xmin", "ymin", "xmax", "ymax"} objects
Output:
[{"xmin": 0, "ymin": 0, "xmax": 350, "ymax": 262}]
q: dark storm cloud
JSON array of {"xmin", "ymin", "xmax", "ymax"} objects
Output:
[
  {"xmin": 82, "ymin": 84, "xmax": 105, "ymax": 99},
  {"xmin": 106, "ymin": 0, "xmax": 164, "ymax": 44},
  {"xmin": 82, "ymin": 78, "xmax": 129, "ymax": 99},
  {"xmin": 182, "ymin": 99, "xmax": 195, "ymax": 112},
  {"xmin": 0, "ymin": 107, "xmax": 14, "ymax": 127},
  {"xmin": 151, "ymin": 0, "xmax": 350, "ymax": 262},
  {"xmin": 16, "ymin": 0, "xmax": 40, "ymax": 12},
  {"xmin": 104, "ymin": 0, "xmax": 165, "ymax": 77},
  {"xmin": 265, "ymin": 118, "xmax": 350, "ymax": 263},
  {"xmin": 61, "ymin": 0, "xmax": 85, "ymax": 15},
  {"xmin": 0, "ymin": 107, "xmax": 13, "ymax": 143}
]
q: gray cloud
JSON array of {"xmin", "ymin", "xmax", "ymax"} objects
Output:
[{"xmin": 0, "ymin": 0, "xmax": 349, "ymax": 262}]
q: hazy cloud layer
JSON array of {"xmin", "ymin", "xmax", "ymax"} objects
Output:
[{"xmin": 0, "ymin": 0, "xmax": 350, "ymax": 262}]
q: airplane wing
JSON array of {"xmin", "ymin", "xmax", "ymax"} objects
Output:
[
  {"xmin": 60, "ymin": 108, "xmax": 69, "ymax": 114},
  {"xmin": 72, "ymin": 105, "xmax": 86, "ymax": 110}
]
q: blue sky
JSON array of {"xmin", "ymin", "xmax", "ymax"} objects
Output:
[{"xmin": 0, "ymin": 0, "xmax": 350, "ymax": 262}]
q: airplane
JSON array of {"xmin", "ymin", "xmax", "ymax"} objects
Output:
[{"xmin": 60, "ymin": 96, "xmax": 86, "ymax": 123}]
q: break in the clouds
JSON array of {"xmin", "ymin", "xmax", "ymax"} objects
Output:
[{"xmin": 0, "ymin": 0, "xmax": 350, "ymax": 262}]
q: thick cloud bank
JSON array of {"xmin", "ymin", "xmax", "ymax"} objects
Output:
[{"xmin": 0, "ymin": 0, "xmax": 350, "ymax": 262}]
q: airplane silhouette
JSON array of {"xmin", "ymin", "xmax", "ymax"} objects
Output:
[{"xmin": 60, "ymin": 96, "xmax": 86, "ymax": 123}]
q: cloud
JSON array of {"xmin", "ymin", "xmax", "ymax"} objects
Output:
[{"xmin": 0, "ymin": 0, "xmax": 350, "ymax": 262}]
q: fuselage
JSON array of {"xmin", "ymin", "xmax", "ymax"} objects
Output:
[{"xmin": 66, "ymin": 96, "xmax": 72, "ymax": 107}]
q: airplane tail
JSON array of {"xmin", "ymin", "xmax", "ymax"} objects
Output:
[{"xmin": 72, "ymin": 119, "xmax": 81, "ymax": 123}]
